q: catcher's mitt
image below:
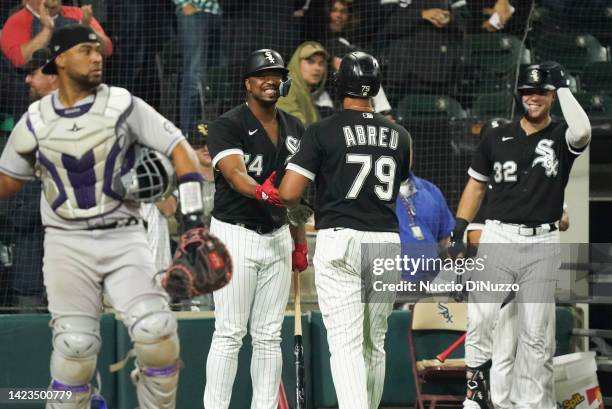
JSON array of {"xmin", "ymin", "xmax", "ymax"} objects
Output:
[{"xmin": 162, "ymin": 227, "xmax": 232, "ymax": 302}]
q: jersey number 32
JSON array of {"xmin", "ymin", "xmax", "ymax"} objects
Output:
[{"xmin": 345, "ymin": 154, "xmax": 396, "ymax": 201}]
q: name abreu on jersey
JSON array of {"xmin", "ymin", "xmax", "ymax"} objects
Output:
[{"xmin": 342, "ymin": 125, "xmax": 400, "ymax": 150}]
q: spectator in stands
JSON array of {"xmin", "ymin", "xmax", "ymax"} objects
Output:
[
  {"xmin": 317, "ymin": 0, "xmax": 393, "ymax": 118},
  {"xmin": 1, "ymin": 0, "xmax": 112, "ymax": 68},
  {"xmin": 5, "ymin": 48, "xmax": 59, "ymax": 311},
  {"xmin": 24, "ymin": 48, "xmax": 57, "ymax": 101},
  {"xmin": 277, "ymin": 41, "xmax": 328, "ymax": 126},
  {"xmin": 377, "ymin": 0, "xmax": 462, "ymax": 99},
  {"xmin": 465, "ymin": 0, "xmax": 532, "ymax": 35},
  {"xmin": 173, "ymin": 0, "xmax": 223, "ymax": 134},
  {"xmin": 188, "ymin": 119, "xmax": 215, "ymax": 224}
]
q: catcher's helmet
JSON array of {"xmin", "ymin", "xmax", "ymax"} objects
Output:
[
  {"xmin": 121, "ymin": 146, "xmax": 176, "ymax": 203},
  {"xmin": 243, "ymin": 49, "xmax": 291, "ymax": 96},
  {"xmin": 517, "ymin": 62, "xmax": 560, "ymax": 92},
  {"xmin": 336, "ymin": 51, "xmax": 381, "ymax": 98}
]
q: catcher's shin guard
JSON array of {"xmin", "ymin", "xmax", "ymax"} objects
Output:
[
  {"xmin": 46, "ymin": 381, "xmax": 91, "ymax": 409},
  {"xmin": 465, "ymin": 360, "xmax": 493, "ymax": 409},
  {"xmin": 125, "ymin": 298, "xmax": 180, "ymax": 409},
  {"xmin": 47, "ymin": 315, "xmax": 101, "ymax": 409},
  {"xmin": 131, "ymin": 360, "xmax": 180, "ymax": 409}
]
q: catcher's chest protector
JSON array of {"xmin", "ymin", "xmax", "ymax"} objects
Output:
[{"xmin": 26, "ymin": 84, "xmax": 133, "ymax": 219}]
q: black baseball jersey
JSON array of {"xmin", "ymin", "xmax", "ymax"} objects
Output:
[
  {"xmin": 469, "ymin": 120, "xmax": 587, "ymax": 225},
  {"xmin": 208, "ymin": 104, "xmax": 304, "ymax": 228},
  {"xmin": 287, "ymin": 110, "xmax": 411, "ymax": 232}
]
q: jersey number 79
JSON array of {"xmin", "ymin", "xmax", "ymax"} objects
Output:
[{"xmin": 345, "ymin": 154, "xmax": 396, "ymax": 201}]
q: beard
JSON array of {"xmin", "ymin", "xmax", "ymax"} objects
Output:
[{"xmin": 72, "ymin": 71, "xmax": 103, "ymax": 90}]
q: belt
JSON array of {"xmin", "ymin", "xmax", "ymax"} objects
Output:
[
  {"xmin": 496, "ymin": 221, "xmax": 558, "ymax": 236},
  {"xmin": 234, "ymin": 222, "xmax": 277, "ymax": 235},
  {"xmin": 87, "ymin": 216, "xmax": 142, "ymax": 230}
]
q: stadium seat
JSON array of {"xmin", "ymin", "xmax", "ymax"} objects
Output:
[
  {"xmin": 581, "ymin": 61, "xmax": 612, "ymax": 93},
  {"xmin": 0, "ymin": 113, "xmax": 13, "ymax": 133},
  {"xmin": 459, "ymin": 34, "xmax": 527, "ymax": 106},
  {"xmin": 409, "ymin": 298, "xmax": 467, "ymax": 409},
  {"xmin": 204, "ymin": 66, "xmax": 238, "ymax": 118},
  {"xmin": 531, "ymin": 32, "xmax": 607, "ymax": 75},
  {"xmin": 464, "ymin": 33, "xmax": 530, "ymax": 75},
  {"xmin": 470, "ymin": 92, "xmax": 516, "ymax": 120},
  {"xmin": 534, "ymin": 4, "xmax": 612, "ymax": 47},
  {"xmin": 397, "ymin": 95, "xmax": 467, "ymax": 122},
  {"xmin": 552, "ymin": 92, "xmax": 612, "ymax": 118}
]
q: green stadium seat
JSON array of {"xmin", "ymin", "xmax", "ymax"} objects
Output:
[
  {"xmin": 471, "ymin": 91, "xmax": 516, "ymax": 120},
  {"xmin": 552, "ymin": 92, "xmax": 612, "ymax": 118},
  {"xmin": 531, "ymin": 32, "xmax": 607, "ymax": 75},
  {"xmin": 206, "ymin": 66, "xmax": 234, "ymax": 103},
  {"xmin": 464, "ymin": 33, "xmax": 530, "ymax": 75},
  {"xmin": 0, "ymin": 114, "xmax": 14, "ymax": 133},
  {"xmin": 397, "ymin": 95, "xmax": 467, "ymax": 122},
  {"xmin": 581, "ymin": 61, "xmax": 612, "ymax": 93}
]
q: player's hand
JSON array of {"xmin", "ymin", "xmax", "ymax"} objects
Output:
[
  {"xmin": 80, "ymin": 5, "xmax": 93, "ymax": 26},
  {"xmin": 448, "ymin": 218, "xmax": 469, "ymax": 259},
  {"xmin": 292, "ymin": 242, "xmax": 309, "ymax": 272},
  {"xmin": 255, "ymin": 171, "xmax": 284, "ymax": 207},
  {"xmin": 39, "ymin": 4, "xmax": 54, "ymax": 30},
  {"xmin": 549, "ymin": 63, "xmax": 569, "ymax": 89}
]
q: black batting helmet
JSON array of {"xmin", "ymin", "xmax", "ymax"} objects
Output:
[
  {"xmin": 336, "ymin": 51, "xmax": 381, "ymax": 99},
  {"xmin": 243, "ymin": 49, "xmax": 289, "ymax": 79},
  {"xmin": 517, "ymin": 62, "xmax": 560, "ymax": 92}
]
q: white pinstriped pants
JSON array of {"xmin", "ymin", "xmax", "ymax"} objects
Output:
[
  {"xmin": 490, "ymin": 300, "xmax": 556, "ymax": 409},
  {"xmin": 465, "ymin": 220, "xmax": 559, "ymax": 409},
  {"xmin": 204, "ymin": 218, "xmax": 292, "ymax": 409},
  {"xmin": 314, "ymin": 228, "xmax": 400, "ymax": 409}
]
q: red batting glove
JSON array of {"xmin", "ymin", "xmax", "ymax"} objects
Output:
[
  {"xmin": 255, "ymin": 171, "xmax": 283, "ymax": 207},
  {"xmin": 292, "ymin": 242, "xmax": 309, "ymax": 272}
]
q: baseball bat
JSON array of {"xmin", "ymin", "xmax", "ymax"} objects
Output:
[
  {"xmin": 436, "ymin": 332, "xmax": 466, "ymax": 363},
  {"xmin": 293, "ymin": 270, "xmax": 306, "ymax": 409}
]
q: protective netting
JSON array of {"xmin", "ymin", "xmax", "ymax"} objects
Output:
[{"xmin": 0, "ymin": 0, "xmax": 611, "ymax": 310}]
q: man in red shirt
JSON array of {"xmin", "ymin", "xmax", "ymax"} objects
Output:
[{"xmin": 1, "ymin": 0, "xmax": 112, "ymax": 68}]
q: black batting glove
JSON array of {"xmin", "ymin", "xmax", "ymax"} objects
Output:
[{"xmin": 448, "ymin": 218, "xmax": 469, "ymax": 259}]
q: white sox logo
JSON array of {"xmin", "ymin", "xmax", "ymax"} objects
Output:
[
  {"xmin": 532, "ymin": 139, "xmax": 559, "ymax": 177},
  {"xmin": 285, "ymin": 136, "xmax": 300, "ymax": 163},
  {"xmin": 264, "ymin": 51, "xmax": 276, "ymax": 64},
  {"xmin": 529, "ymin": 69, "xmax": 540, "ymax": 82},
  {"xmin": 437, "ymin": 303, "xmax": 453, "ymax": 324}
]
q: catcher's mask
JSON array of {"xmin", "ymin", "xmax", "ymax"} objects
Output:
[{"xmin": 121, "ymin": 146, "xmax": 176, "ymax": 203}]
